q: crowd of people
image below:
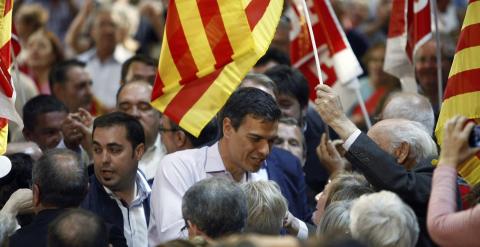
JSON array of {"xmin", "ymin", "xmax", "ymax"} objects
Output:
[{"xmin": 1, "ymin": 0, "xmax": 479, "ymax": 247}]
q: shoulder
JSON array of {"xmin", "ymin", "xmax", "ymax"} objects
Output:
[
  {"xmin": 76, "ymin": 49, "xmax": 96, "ymax": 62},
  {"xmin": 268, "ymin": 148, "xmax": 303, "ymax": 174}
]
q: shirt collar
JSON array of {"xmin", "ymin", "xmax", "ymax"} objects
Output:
[
  {"xmin": 205, "ymin": 142, "xmax": 227, "ymax": 173},
  {"xmin": 103, "ymin": 170, "xmax": 151, "ymax": 208}
]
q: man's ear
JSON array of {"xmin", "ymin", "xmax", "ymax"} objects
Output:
[
  {"xmin": 222, "ymin": 117, "xmax": 233, "ymax": 138},
  {"xmin": 175, "ymin": 131, "xmax": 188, "ymax": 148},
  {"xmin": 134, "ymin": 143, "xmax": 145, "ymax": 161},
  {"xmin": 394, "ymin": 142, "xmax": 410, "ymax": 165},
  {"xmin": 51, "ymin": 84, "xmax": 63, "ymax": 100},
  {"xmin": 32, "ymin": 184, "xmax": 41, "ymax": 208}
]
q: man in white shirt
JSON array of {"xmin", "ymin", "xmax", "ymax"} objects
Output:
[
  {"xmin": 148, "ymin": 87, "xmax": 309, "ymax": 245},
  {"xmin": 116, "ymin": 81, "xmax": 166, "ymax": 181}
]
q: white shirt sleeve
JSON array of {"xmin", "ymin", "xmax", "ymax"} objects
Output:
[
  {"xmin": 342, "ymin": 129, "xmax": 362, "ymax": 151},
  {"xmin": 296, "ymin": 220, "xmax": 309, "ymax": 240}
]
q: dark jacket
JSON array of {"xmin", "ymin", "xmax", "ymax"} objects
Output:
[{"xmin": 345, "ymin": 133, "xmax": 461, "ymax": 247}]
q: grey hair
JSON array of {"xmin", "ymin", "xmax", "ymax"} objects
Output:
[
  {"xmin": 317, "ymin": 200, "xmax": 353, "ymax": 237},
  {"xmin": 349, "ymin": 191, "xmax": 419, "ymax": 247},
  {"xmin": 240, "ymin": 73, "xmax": 278, "ymax": 96},
  {"xmin": 241, "ymin": 180, "xmax": 288, "ymax": 235},
  {"xmin": 182, "ymin": 177, "xmax": 247, "ymax": 239},
  {"xmin": 382, "ymin": 92, "xmax": 435, "ymax": 135},
  {"xmin": 386, "ymin": 119, "xmax": 438, "ymax": 164}
]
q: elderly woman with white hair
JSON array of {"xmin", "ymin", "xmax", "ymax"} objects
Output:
[
  {"xmin": 349, "ymin": 191, "xmax": 419, "ymax": 247},
  {"xmin": 241, "ymin": 180, "xmax": 288, "ymax": 235}
]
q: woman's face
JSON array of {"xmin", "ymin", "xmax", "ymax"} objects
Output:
[
  {"xmin": 26, "ymin": 32, "xmax": 55, "ymax": 69},
  {"xmin": 367, "ymin": 47, "xmax": 387, "ymax": 87}
]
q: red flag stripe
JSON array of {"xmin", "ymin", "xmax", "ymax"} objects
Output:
[
  {"xmin": 314, "ymin": 1, "xmax": 347, "ymax": 54},
  {"xmin": 151, "ymin": 71, "xmax": 165, "ymax": 100},
  {"xmin": 3, "ymin": 0, "xmax": 12, "ymax": 16},
  {"xmin": 388, "ymin": 0, "xmax": 407, "ymax": 37},
  {"xmin": 469, "ymin": 0, "xmax": 480, "ymax": 4},
  {"xmin": 245, "ymin": 0, "xmax": 270, "ymax": 30},
  {"xmin": 444, "ymin": 68, "xmax": 480, "ymax": 99},
  {"xmin": 0, "ymin": 118, "xmax": 6, "ymax": 129},
  {"xmin": 166, "ymin": 1, "xmax": 199, "ymax": 85},
  {"xmin": 163, "ymin": 69, "xmax": 223, "ymax": 124},
  {"xmin": 456, "ymin": 23, "xmax": 480, "ymax": 52},
  {"xmin": 197, "ymin": 0, "xmax": 234, "ymax": 69}
]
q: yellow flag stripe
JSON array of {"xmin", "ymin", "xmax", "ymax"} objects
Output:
[
  {"xmin": 218, "ymin": 0, "xmax": 254, "ymax": 58},
  {"xmin": 250, "ymin": 0, "xmax": 283, "ymax": 53},
  {"xmin": 153, "ymin": 44, "xmax": 183, "ymax": 112},
  {"xmin": 0, "ymin": 8, "xmax": 12, "ymax": 49},
  {"xmin": 449, "ymin": 46, "xmax": 480, "ymax": 78},
  {"xmin": 176, "ymin": 1, "xmax": 216, "ymax": 78},
  {"xmin": 462, "ymin": 1, "xmax": 480, "ymax": 30},
  {"xmin": 0, "ymin": 123, "xmax": 7, "ymax": 155},
  {"xmin": 459, "ymin": 156, "xmax": 480, "ymax": 184}
]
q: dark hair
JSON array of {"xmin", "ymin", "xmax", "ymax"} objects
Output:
[
  {"xmin": 23, "ymin": 95, "xmax": 68, "ymax": 131},
  {"xmin": 93, "ymin": 112, "xmax": 145, "ymax": 150},
  {"xmin": 33, "ymin": 149, "xmax": 88, "ymax": 208},
  {"xmin": 182, "ymin": 177, "xmax": 247, "ymax": 238},
  {"xmin": 255, "ymin": 47, "xmax": 291, "ymax": 67},
  {"xmin": 120, "ymin": 54, "xmax": 157, "ymax": 83},
  {"xmin": 29, "ymin": 29, "xmax": 64, "ymax": 64},
  {"xmin": 49, "ymin": 59, "xmax": 86, "ymax": 95},
  {"xmin": 169, "ymin": 118, "xmax": 219, "ymax": 148},
  {"xmin": 48, "ymin": 208, "xmax": 109, "ymax": 247},
  {"xmin": 264, "ymin": 65, "xmax": 310, "ymax": 109},
  {"xmin": 0, "ymin": 153, "xmax": 33, "ymax": 207},
  {"xmin": 218, "ymin": 87, "xmax": 281, "ymax": 134}
]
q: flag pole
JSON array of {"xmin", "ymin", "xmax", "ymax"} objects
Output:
[
  {"xmin": 300, "ymin": 0, "xmax": 324, "ymax": 86},
  {"xmin": 431, "ymin": 0, "xmax": 443, "ymax": 109},
  {"xmin": 351, "ymin": 79, "xmax": 372, "ymax": 129}
]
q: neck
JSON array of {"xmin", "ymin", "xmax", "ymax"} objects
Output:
[
  {"xmin": 34, "ymin": 204, "xmax": 60, "ymax": 215},
  {"xmin": 111, "ymin": 178, "xmax": 136, "ymax": 205},
  {"xmin": 31, "ymin": 67, "xmax": 50, "ymax": 84},
  {"xmin": 96, "ymin": 47, "xmax": 114, "ymax": 62},
  {"xmin": 218, "ymin": 139, "xmax": 245, "ymax": 182}
]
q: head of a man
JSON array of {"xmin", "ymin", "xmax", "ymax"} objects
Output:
[
  {"xmin": 182, "ymin": 177, "xmax": 247, "ymax": 239},
  {"xmin": 239, "ymin": 73, "xmax": 278, "ymax": 100},
  {"xmin": 48, "ymin": 208, "xmax": 109, "ymax": 247},
  {"xmin": 90, "ymin": 7, "xmax": 118, "ymax": 56},
  {"xmin": 241, "ymin": 180, "xmax": 287, "ymax": 235},
  {"xmin": 264, "ymin": 65, "xmax": 309, "ymax": 127},
  {"xmin": 253, "ymin": 48, "xmax": 291, "ymax": 74},
  {"xmin": 273, "ymin": 117, "xmax": 306, "ymax": 165},
  {"xmin": 32, "ymin": 149, "xmax": 87, "ymax": 213},
  {"xmin": 414, "ymin": 40, "xmax": 453, "ymax": 101},
  {"xmin": 349, "ymin": 191, "xmax": 419, "ymax": 247},
  {"xmin": 49, "ymin": 59, "xmax": 93, "ymax": 113},
  {"xmin": 92, "ymin": 112, "xmax": 145, "ymax": 193},
  {"xmin": 160, "ymin": 115, "xmax": 218, "ymax": 154},
  {"xmin": 218, "ymin": 87, "xmax": 281, "ymax": 175},
  {"xmin": 116, "ymin": 81, "xmax": 160, "ymax": 149},
  {"xmin": 120, "ymin": 55, "xmax": 157, "ymax": 85},
  {"xmin": 367, "ymin": 119, "xmax": 438, "ymax": 170},
  {"xmin": 23, "ymin": 95, "xmax": 69, "ymax": 151},
  {"xmin": 380, "ymin": 92, "xmax": 435, "ymax": 135}
]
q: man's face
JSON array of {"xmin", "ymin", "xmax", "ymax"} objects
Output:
[
  {"xmin": 224, "ymin": 115, "xmax": 278, "ymax": 173},
  {"xmin": 91, "ymin": 12, "xmax": 117, "ymax": 51},
  {"xmin": 58, "ymin": 67, "xmax": 93, "ymax": 112},
  {"xmin": 125, "ymin": 61, "xmax": 156, "ymax": 84},
  {"xmin": 160, "ymin": 115, "xmax": 179, "ymax": 154},
  {"xmin": 25, "ymin": 111, "xmax": 67, "ymax": 151},
  {"xmin": 414, "ymin": 41, "xmax": 450, "ymax": 95},
  {"xmin": 92, "ymin": 125, "xmax": 142, "ymax": 192},
  {"xmin": 117, "ymin": 83, "xmax": 160, "ymax": 148},
  {"xmin": 276, "ymin": 94, "xmax": 303, "ymax": 125},
  {"xmin": 274, "ymin": 123, "xmax": 305, "ymax": 164}
]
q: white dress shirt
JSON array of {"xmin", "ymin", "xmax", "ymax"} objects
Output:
[
  {"xmin": 138, "ymin": 134, "xmax": 166, "ymax": 181},
  {"xmin": 105, "ymin": 170, "xmax": 151, "ymax": 247}
]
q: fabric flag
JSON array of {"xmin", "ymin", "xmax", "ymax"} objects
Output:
[
  {"xmin": 435, "ymin": 0, "xmax": 480, "ymax": 184},
  {"xmin": 0, "ymin": 0, "xmax": 22, "ymax": 154},
  {"xmin": 151, "ymin": 0, "xmax": 283, "ymax": 137},
  {"xmin": 383, "ymin": 0, "xmax": 432, "ymax": 92},
  {"xmin": 288, "ymin": 0, "xmax": 363, "ymax": 111}
]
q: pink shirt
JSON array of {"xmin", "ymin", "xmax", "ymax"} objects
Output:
[{"xmin": 427, "ymin": 166, "xmax": 480, "ymax": 247}]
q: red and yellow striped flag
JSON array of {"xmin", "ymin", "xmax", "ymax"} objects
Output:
[
  {"xmin": 0, "ymin": 0, "xmax": 22, "ymax": 154},
  {"xmin": 151, "ymin": 0, "xmax": 283, "ymax": 137},
  {"xmin": 435, "ymin": 0, "xmax": 480, "ymax": 184}
]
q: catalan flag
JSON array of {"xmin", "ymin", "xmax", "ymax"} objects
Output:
[
  {"xmin": 0, "ymin": 0, "xmax": 22, "ymax": 154},
  {"xmin": 151, "ymin": 0, "xmax": 283, "ymax": 137},
  {"xmin": 383, "ymin": 0, "xmax": 432, "ymax": 92},
  {"xmin": 435, "ymin": 0, "xmax": 480, "ymax": 184}
]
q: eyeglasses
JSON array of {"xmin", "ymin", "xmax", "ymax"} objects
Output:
[{"xmin": 159, "ymin": 126, "xmax": 181, "ymax": 132}]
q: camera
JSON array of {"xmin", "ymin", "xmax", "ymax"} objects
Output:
[{"xmin": 469, "ymin": 125, "xmax": 480, "ymax": 147}]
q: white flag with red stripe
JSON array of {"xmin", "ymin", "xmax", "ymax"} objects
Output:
[
  {"xmin": 289, "ymin": 0, "xmax": 363, "ymax": 110},
  {"xmin": 383, "ymin": 0, "xmax": 432, "ymax": 92}
]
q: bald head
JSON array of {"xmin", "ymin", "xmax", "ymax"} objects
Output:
[
  {"xmin": 367, "ymin": 119, "xmax": 437, "ymax": 170},
  {"xmin": 381, "ymin": 92, "xmax": 434, "ymax": 134}
]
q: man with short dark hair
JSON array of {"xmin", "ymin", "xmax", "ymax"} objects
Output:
[
  {"xmin": 149, "ymin": 88, "xmax": 310, "ymax": 245},
  {"xmin": 9, "ymin": 149, "xmax": 88, "ymax": 247},
  {"xmin": 49, "ymin": 59, "xmax": 95, "ymax": 114},
  {"xmin": 274, "ymin": 117, "xmax": 306, "ymax": 165},
  {"xmin": 120, "ymin": 54, "xmax": 157, "ymax": 85},
  {"xmin": 81, "ymin": 112, "xmax": 150, "ymax": 247},
  {"xmin": 182, "ymin": 177, "xmax": 247, "ymax": 240},
  {"xmin": 22, "ymin": 95, "xmax": 69, "ymax": 151},
  {"xmin": 48, "ymin": 208, "xmax": 109, "ymax": 247}
]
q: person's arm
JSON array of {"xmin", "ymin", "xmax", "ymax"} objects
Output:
[
  {"xmin": 0, "ymin": 189, "xmax": 33, "ymax": 244},
  {"xmin": 427, "ymin": 116, "xmax": 480, "ymax": 246},
  {"xmin": 139, "ymin": 1, "xmax": 165, "ymax": 41},
  {"xmin": 65, "ymin": 0, "xmax": 94, "ymax": 55}
]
